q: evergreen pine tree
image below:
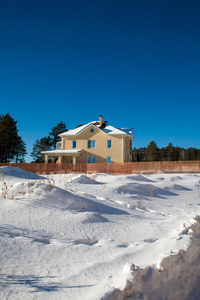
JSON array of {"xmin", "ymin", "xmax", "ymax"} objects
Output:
[
  {"xmin": 173, "ymin": 146, "xmax": 181, "ymax": 161},
  {"xmin": 132, "ymin": 147, "xmax": 147, "ymax": 162},
  {"xmin": 185, "ymin": 147, "xmax": 198, "ymax": 160},
  {"xmin": 166, "ymin": 143, "xmax": 174, "ymax": 161},
  {"xmin": 146, "ymin": 141, "xmax": 160, "ymax": 161},
  {"xmin": 15, "ymin": 136, "xmax": 27, "ymax": 162},
  {"xmin": 160, "ymin": 147, "xmax": 167, "ymax": 161},
  {"xmin": 49, "ymin": 121, "xmax": 67, "ymax": 149},
  {"xmin": 0, "ymin": 113, "xmax": 27, "ymax": 163},
  {"xmin": 31, "ymin": 136, "xmax": 52, "ymax": 162}
]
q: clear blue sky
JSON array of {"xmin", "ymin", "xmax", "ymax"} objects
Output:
[{"xmin": 0, "ymin": 0, "xmax": 200, "ymax": 162}]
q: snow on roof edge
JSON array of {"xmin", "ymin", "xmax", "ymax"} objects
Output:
[
  {"xmin": 59, "ymin": 121, "xmax": 99, "ymax": 137},
  {"xmin": 59, "ymin": 121, "xmax": 134, "ymax": 138},
  {"xmin": 41, "ymin": 149, "xmax": 83, "ymax": 154}
]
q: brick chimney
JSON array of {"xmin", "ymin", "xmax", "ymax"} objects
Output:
[{"xmin": 99, "ymin": 115, "xmax": 103, "ymax": 127}]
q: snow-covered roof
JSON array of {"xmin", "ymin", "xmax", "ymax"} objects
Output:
[
  {"xmin": 59, "ymin": 121, "xmax": 134, "ymax": 139},
  {"xmin": 59, "ymin": 122, "xmax": 97, "ymax": 137},
  {"xmin": 41, "ymin": 149, "xmax": 83, "ymax": 155},
  {"xmin": 102, "ymin": 125, "xmax": 134, "ymax": 139}
]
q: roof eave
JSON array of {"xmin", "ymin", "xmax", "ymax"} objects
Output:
[
  {"xmin": 59, "ymin": 123, "xmax": 101, "ymax": 137},
  {"xmin": 41, "ymin": 149, "xmax": 83, "ymax": 155},
  {"xmin": 108, "ymin": 132, "xmax": 134, "ymax": 139}
]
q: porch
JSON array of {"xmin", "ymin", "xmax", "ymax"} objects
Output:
[{"xmin": 41, "ymin": 149, "xmax": 83, "ymax": 164}]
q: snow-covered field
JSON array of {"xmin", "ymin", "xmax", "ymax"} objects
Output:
[{"xmin": 0, "ymin": 166, "xmax": 200, "ymax": 300}]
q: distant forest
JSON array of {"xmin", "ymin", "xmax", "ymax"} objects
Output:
[{"xmin": 132, "ymin": 141, "xmax": 200, "ymax": 162}]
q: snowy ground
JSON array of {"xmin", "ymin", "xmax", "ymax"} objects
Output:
[{"xmin": 0, "ymin": 167, "xmax": 200, "ymax": 300}]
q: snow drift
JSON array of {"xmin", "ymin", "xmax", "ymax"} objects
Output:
[
  {"xmin": 1, "ymin": 167, "xmax": 200, "ymax": 300},
  {"xmin": 104, "ymin": 216, "xmax": 200, "ymax": 300}
]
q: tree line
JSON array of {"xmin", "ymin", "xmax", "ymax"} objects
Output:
[
  {"xmin": 132, "ymin": 141, "xmax": 200, "ymax": 162},
  {"xmin": 0, "ymin": 114, "xmax": 199, "ymax": 163}
]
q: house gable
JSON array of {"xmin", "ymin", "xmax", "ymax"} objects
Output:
[{"xmin": 59, "ymin": 122, "xmax": 100, "ymax": 137}]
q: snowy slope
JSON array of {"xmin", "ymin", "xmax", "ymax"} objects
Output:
[{"xmin": 0, "ymin": 167, "xmax": 200, "ymax": 299}]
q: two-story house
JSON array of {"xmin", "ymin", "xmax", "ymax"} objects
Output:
[{"xmin": 42, "ymin": 115, "xmax": 134, "ymax": 164}]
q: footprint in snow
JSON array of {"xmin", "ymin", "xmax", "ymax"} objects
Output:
[
  {"xmin": 74, "ymin": 238, "xmax": 98, "ymax": 246},
  {"xmin": 32, "ymin": 238, "xmax": 51, "ymax": 244},
  {"xmin": 117, "ymin": 243, "xmax": 130, "ymax": 248},
  {"xmin": 144, "ymin": 238, "xmax": 158, "ymax": 243}
]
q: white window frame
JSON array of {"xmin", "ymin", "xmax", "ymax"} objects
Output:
[
  {"xmin": 56, "ymin": 142, "xmax": 61, "ymax": 150},
  {"xmin": 88, "ymin": 140, "xmax": 96, "ymax": 149}
]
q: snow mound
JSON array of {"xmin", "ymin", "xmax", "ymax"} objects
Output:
[
  {"xmin": 171, "ymin": 176, "xmax": 183, "ymax": 181},
  {"xmin": 4, "ymin": 181, "xmax": 69, "ymax": 209},
  {"xmin": 82, "ymin": 213, "xmax": 109, "ymax": 223},
  {"xmin": 0, "ymin": 166, "xmax": 42, "ymax": 180},
  {"xmin": 127, "ymin": 174, "xmax": 154, "ymax": 182},
  {"xmin": 67, "ymin": 193, "xmax": 127, "ymax": 214},
  {"xmin": 173, "ymin": 184, "xmax": 192, "ymax": 191},
  {"xmin": 7, "ymin": 181, "xmax": 127, "ymax": 215},
  {"xmin": 117, "ymin": 183, "xmax": 178, "ymax": 198},
  {"xmin": 71, "ymin": 174, "xmax": 102, "ymax": 184}
]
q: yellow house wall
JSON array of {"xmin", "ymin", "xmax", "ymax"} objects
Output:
[
  {"xmin": 124, "ymin": 137, "xmax": 132, "ymax": 162},
  {"xmin": 61, "ymin": 124, "xmax": 132, "ymax": 163}
]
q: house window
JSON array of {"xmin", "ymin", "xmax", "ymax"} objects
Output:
[
  {"xmin": 56, "ymin": 143, "xmax": 61, "ymax": 150},
  {"xmin": 88, "ymin": 140, "xmax": 96, "ymax": 148},
  {"xmin": 107, "ymin": 156, "xmax": 112, "ymax": 163},
  {"xmin": 87, "ymin": 156, "xmax": 96, "ymax": 164},
  {"xmin": 107, "ymin": 140, "xmax": 112, "ymax": 148},
  {"xmin": 72, "ymin": 141, "xmax": 77, "ymax": 149}
]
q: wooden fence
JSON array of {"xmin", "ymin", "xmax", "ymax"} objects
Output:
[{"xmin": 0, "ymin": 161, "xmax": 200, "ymax": 175}]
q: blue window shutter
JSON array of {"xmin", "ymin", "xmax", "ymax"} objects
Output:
[
  {"xmin": 107, "ymin": 156, "xmax": 112, "ymax": 163},
  {"xmin": 107, "ymin": 140, "xmax": 112, "ymax": 148},
  {"xmin": 88, "ymin": 140, "xmax": 91, "ymax": 148},
  {"xmin": 72, "ymin": 141, "xmax": 76, "ymax": 148}
]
